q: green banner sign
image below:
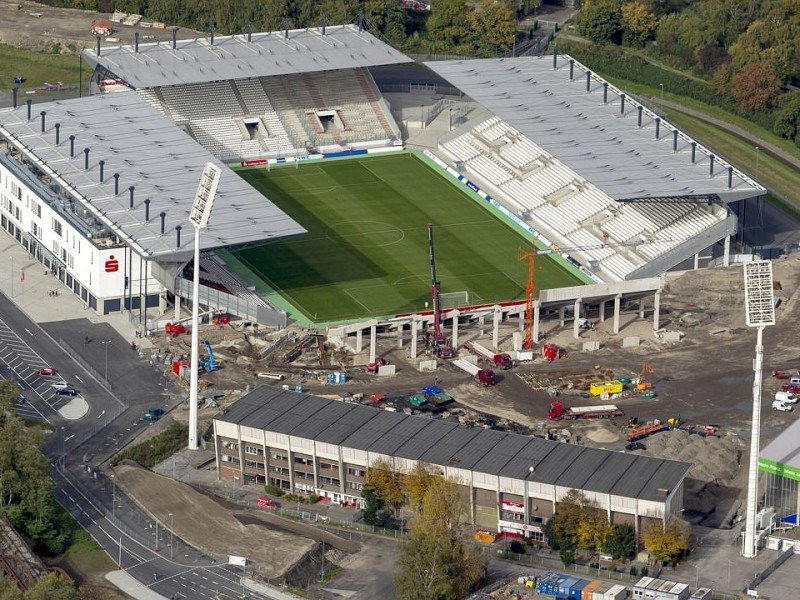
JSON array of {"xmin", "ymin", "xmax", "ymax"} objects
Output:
[{"xmin": 759, "ymin": 457, "xmax": 800, "ymax": 482}]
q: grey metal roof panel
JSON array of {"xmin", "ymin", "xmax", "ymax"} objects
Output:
[
  {"xmin": 582, "ymin": 451, "xmax": 639, "ymax": 494},
  {"xmin": 425, "ymin": 57, "xmax": 764, "ymax": 202},
  {"xmin": 82, "ymin": 25, "xmax": 413, "ymax": 89},
  {"xmin": 340, "ymin": 409, "xmax": 404, "ymax": 451},
  {"xmin": 638, "ymin": 459, "xmax": 694, "ymax": 502},
  {"xmin": 0, "ymin": 92, "xmax": 305, "ymax": 259},
  {"xmin": 316, "ymin": 407, "xmax": 383, "ymax": 446},
  {"xmin": 608, "ymin": 455, "xmax": 664, "ymax": 498},
  {"xmin": 418, "ymin": 426, "xmax": 482, "ymax": 467},
  {"xmin": 394, "ymin": 420, "xmax": 459, "ymax": 461},
  {"xmin": 472, "ymin": 432, "xmax": 537, "ymax": 475},
  {"xmin": 555, "ymin": 447, "xmax": 617, "ymax": 490},
  {"xmin": 499, "ymin": 438, "xmax": 574, "ymax": 482},
  {"xmin": 289, "ymin": 401, "xmax": 358, "ymax": 440},
  {"xmin": 366, "ymin": 415, "xmax": 431, "ymax": 456},
  {"xmin": 446, "ymin": 428, "xmax": 509, "ymax": 471}
]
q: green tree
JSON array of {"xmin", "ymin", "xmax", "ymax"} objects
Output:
[
  {"xmin": 774, "ymin": 90, "xmax": 800, "ymax": 145},
  {"xmin": 642, "ymin": 517, "xmax": 690, "ymax": 564},
  {"xmin": 395, "ymin": 477, "xmax": 485, "ymax": 600},
  {"xmin": 24, "ymin": 572, "xmax": 76, "ymax": 600},
  {"xmin": 424, "ymin": 0, "xmax": 473, "ymax": 52},
  {"xmin": 731, "ymin": 59, "xmax": 781, "ymax": 111},
  {"xmin": 575, "ymin": 510, "xmax": 612, "ymax": 551},
  {"xmin": 470, "ymin": 0, "xmax": 517, "ymax": 55},
  {"xmin": 604, "ymin": 523, "xmax": 637, "ymax": 559},
  {"xmin": 579, "ymin": 0, "xmax": 624, "ymax": 44},
  {"xmin": 0, "ymin": 577, "xmax": 22, "ymax": 600}
]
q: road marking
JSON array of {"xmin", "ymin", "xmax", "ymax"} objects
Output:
[
  {"xmin": 98, "ymin": 410, "xmax": 105, "ymax": 418},
  {"xmin": 23, "ymin": 328, "xmax": 33, "ymax": 337},
  {"xmin": 75, "ymin": 375, "xmax": 83, "ymax": 383}
]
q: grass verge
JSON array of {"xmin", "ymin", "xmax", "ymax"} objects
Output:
[{"xmin": 110, "ymin": 422, "xmax": 188, "ymax": 468}]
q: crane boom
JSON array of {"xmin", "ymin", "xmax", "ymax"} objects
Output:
[{"xmin": 428, "ymin": 223, "xmax": 442, "ymax": 340}]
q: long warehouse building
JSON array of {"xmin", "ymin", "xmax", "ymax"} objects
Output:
[{"xmin": 214, "ymin": 387, "xmax": 692, "ymax": 539}]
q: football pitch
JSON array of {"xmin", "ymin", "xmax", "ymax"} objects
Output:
[{"xmin": 228, "ymin": 153, "xmax": 587, "ymax": 324}]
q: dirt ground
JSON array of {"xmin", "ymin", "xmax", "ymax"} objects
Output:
[{"xmin": 0, "ymin": 0, "xmax": 199, "ymax": 52}]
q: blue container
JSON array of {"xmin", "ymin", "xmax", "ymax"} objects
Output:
[
  {"xmin": 537, "ymin": 573, "xmax": 561, "ymax": 595},
  {"xmin": 336, "ymin": 372, "xmax": 347, "ymax": 383},
  {"xmin": 327, "ymin": 374, "xmax": 336, "ymax": 384},
  {"xmin": 569, "ymin": 579, "xmax": 589, "ymax": 599},
  {"xmin": 557, "ymin": 577, "xmax": 579, "ymax": 597}
]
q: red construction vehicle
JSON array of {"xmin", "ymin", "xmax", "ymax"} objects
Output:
[
  {"xmin": 366, "ymin": 357, "xmax": 387, "ymax": 374},
  {"xmin": 548, "ymin": 401, "xmax": 624, "ymax": 420},
  {"xmin": 212, "ymin": 314, "xmax": 230, "ymax": 325},
  {"xmin": 164, "ymin": 322, "xmax": 187, "ymax": 337},
  {"xmin": 542, "ymin": 344, "xmax": 565, "ymax": 362},
  {"xmin": 463, "ymin": 341, "xmax": 513, "ymax": 369},
  {"xmin": 424, "ymin": 224, "xmax": 454, "ymax": 359},
  {"xmin": 453, "ymin": 359, "xmax": 497, "ymax": 386},
  {"xmin": 477, "ymin": 369, "xmax": 497, "ymax": 386}
]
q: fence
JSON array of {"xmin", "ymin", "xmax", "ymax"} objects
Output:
[{"xmin": 745, "ymin": 544, "xmax": 793, "ymax": 592}]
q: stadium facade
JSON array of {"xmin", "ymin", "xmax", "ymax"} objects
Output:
[
  {"xmin": 214, "ymin": 386, "xmax": 692, "ymax": 539},
  {"xmin": 0, "ymin": 24, "xmax": 766, "ymax": 328}
]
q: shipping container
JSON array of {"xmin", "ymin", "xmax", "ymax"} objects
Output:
[
  {"xmin": 538, "ymin": 573, "xmax": 565, "ymax": 596},
  {"xmin": 557, "ymin": 576, "xmax": 580, "ymax": 597},
  {"xmin": 593, "ymin": 582, "xmax": 613, "ymax": 600},
  {"xmin": 690, "ymin": 588, "xmax": 712, "ymax": 600},
  {"xmin": 582, "ymin": 580, "xmax": 603, "ymax": 600},
  {"xmin": 604, "ymin": 584, "xmax": 628, "ymax": 600},
  {"xmin": 569, "ymin": 579, "xmax": 589, "ymax": 599}
]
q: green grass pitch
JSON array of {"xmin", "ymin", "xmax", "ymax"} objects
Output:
[{"xmin": 230, "ymin": 153, "xmax": 586, "ymax": 323}]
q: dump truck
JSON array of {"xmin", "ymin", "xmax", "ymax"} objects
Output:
[
  {"xmin": 626, "ymin": 417, "xmax": 679, "ymax": 442},
  {"xmin": 548, "ymin": 401, "xmax": 624, "ymax": 420},
  {"xmin": 453, "ymin": 359, "xmax": 497, "ymax": 386},
  {"xmin": 463, "ymin": 341, "xmax": 513, "ymax": 369}
]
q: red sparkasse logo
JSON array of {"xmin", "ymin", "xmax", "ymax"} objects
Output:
[{"xmin": 105, "ymin": 255, "xmax": 119, "ymax": 273}]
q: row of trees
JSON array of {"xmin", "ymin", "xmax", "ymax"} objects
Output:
[
  {"xmin": 38, "ymin": 0, "xmax": 534, "ymax": 56},
  {"xmin": 544, "ymin": 489, "xmax": 691, "ymax": 567},
  {"xmin": 575, "ymin": 0, "xmax": 800, "ymax": 145}
]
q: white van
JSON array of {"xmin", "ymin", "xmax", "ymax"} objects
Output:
[
  {"xmin": 773, "ymin": 400, "xmax": 794, "ymax": 412},
  {"xmin": 775, "ymin": 391, "xmax": 798, "ymax": 404},
  {"xmin": 790, "ymin": 375, "xmax": 800, "ymax": 384}
]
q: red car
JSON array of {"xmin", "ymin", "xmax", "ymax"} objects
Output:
[
  {"xmin": 782, "ymin": 383, "xmax": 800, "ymax": 394},
  {"xmin": 256, "ymin": 496, "xmax": 279, "ymax": 510},
  {"xmin": 37, "ymin": 367, "xmax": 57, "ymax": 376}
]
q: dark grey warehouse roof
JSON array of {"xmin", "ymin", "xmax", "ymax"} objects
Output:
[
  {"xmin": 218, "ymin": 387, "xmax": 692, "ymax": 502},
  {"xmin": 0, "ymin": 92, "xmax": 305, "ymax": 258},
  {"xmin": 82, "ymin": 25, "xmax": 413, "ymax": 90},
  {"xmin": 425, "ymin": 57, "xmax": 764, "ymax": 203}
]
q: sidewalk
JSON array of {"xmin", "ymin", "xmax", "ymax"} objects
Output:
[
  {"xmin": 104, "ymin": 571, "xmax": 169, "ymax": 600},
  {"xmin": 0, "ymin": 230, "xmax": 152, "ymax": 348}
]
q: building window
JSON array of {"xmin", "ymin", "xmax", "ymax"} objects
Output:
[
  {"xmin": 244, "ymin": 445, "xmax": 263, "ymax": 455},
  {"xmin": 269, "ymin": 466, "xmax": 290, "ymax": 476},
  {"xmin": 52, "ymin": 219, "xmax": 62, "ymax": 236},
  {"xmin": 346, "ymin": 481, "xmax": 364, "ymax": 491},
  {"xmin": 30, "ymin": 221, "xmax": 40, "ymax": 239},
  {"xmin": 222, "ymin": 441, "xmax": 238, "ymax": 451},
  {"xmin": 319, "ymin": 476, "xmax": 340, "ymax": 487},
  {"xmin": 271, "ymin": 452, "xmax": 288, "ymax": 462},
  {"xmin": 294, "ymin": 456, "xmax": 313, "ymax": 466},
  {"xmin": 347, "ymin": 467, "xmax": 366, "ymax": 477},
  {"xmin": 245, "ymin": 460, "xmax": 264, "ymax": 470}
]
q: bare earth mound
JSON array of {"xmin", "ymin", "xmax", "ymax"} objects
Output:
[{"xmin": 114, "ymin": 463, "xmax": 315, "ymax": 579}]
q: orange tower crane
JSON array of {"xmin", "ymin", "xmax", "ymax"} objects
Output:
[{"xmin": 518, "ymin": 244, "xmax": 538, "ymax": 350}]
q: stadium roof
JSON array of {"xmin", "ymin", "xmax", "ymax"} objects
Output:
[
  {"xmin": 0, "ymin": 92, "xmax": 305, "ymax": 259},
  {"xmin": 426, "ymin": 57, "xmax": 765, "ymax": 203},
  {"xmin": 760, "ymin": 418, "xmax": 800, "ymax": 477},
  {"xmin": 82, "ymin": 24, "xmax": 413, "ymax": 90},
  {"xmin": 219, "ymin": 386, "xmax": 692, "ymax": 502}
]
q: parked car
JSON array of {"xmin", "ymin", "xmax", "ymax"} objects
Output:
[
  {"xmin": 256, "ymin": 496, "xmax": 279, "ymax": 510},
  {"xmin": 772, "ymin": 400, "xmax": 793, "ymax": 412},
  {"xmin": 55, "ymin": 387, "xmax": 79, "ymax": 397},
  {"xmin": 15, "ymin": 395, "xmax": 27, "ymax": 404},
  {"xmin": 775, "ymin": 391, "xmax": 799, "ymax": 404},
  {"xmin": 143, "ymin": 407, "xmax": 164, "ymax": 421},
  {"xmin": 625, "ymin": 441, "xmax": 646, "ymax": 451},
  {"xmin": 51, "ymin": 382, "xmax": 71, "ymax": 389},
  {"xmin": 37, "ymin": 367, "xmax": 57, "ymax": 376},
  {"xmin": 781, "ymin": 383, "xmax": 800, "ymax": 394}
]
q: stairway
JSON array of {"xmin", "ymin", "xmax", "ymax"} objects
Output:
[{"xmin": 354, "ymin": 69, "xmax": 395, "ymax": 138}]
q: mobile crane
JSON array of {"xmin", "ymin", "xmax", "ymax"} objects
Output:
[{"xmin": 425, "ymin": 224, "xmax": 454, "ymax": 359}]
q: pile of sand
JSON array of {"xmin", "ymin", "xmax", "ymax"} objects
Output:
[{"xmin": 637, "ymin": 429, "xmax": 744, "ymax": 484}]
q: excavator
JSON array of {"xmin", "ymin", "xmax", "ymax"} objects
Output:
[{"xmin": 636, "ymin": 362, "xmax": 654, "ymax": 391}]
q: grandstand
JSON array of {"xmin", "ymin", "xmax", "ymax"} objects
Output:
[{"xmin": 427, "ymin": 57, "xmax": 762, "ymax": 282}]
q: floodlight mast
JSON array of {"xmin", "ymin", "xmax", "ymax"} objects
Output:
[
  {"xmin": 188, "ymin": 163, "xmax": 221, "ymax": 450},
  {"xmin": 742, "ymin": 260, "xmax": 775, "ymax": 558}
]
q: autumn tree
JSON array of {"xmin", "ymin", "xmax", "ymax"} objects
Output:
[
  {"xmin": 642, "ymin": 517, "xmax": 690, "ymax": 564},
  {"xmin": 395, "ymin": 477, "xmax": 485, "ymax": 600},
  {"xmin": 404, "ymin": 461, "xmax": 437, "ymax": 511},
  {"xmin": 469, "ymin": 0, "xmax": 517, "ymax": 56},
  {"xmin": 579, "ymin": 0, "xmax": 623, "ymax": 45},
  {"xmin": 24, "ymin": 572, "xmax": 77, "ymax": 600},
  {"xmin": 731, "ymin": 60, "xmax": 782, "ymax": 112},
  {"xmin": 366, "ymin": 457, "xmax": 405, "ymax": 515},
  {"xmin": 620, "ymin": 2, "xmax": 657, "ymax": 47},
  {"xmin": 424, "ymin": 0, "xmax": 473, "ymax": 52}
]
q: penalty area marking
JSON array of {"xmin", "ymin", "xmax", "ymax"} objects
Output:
[{"xmin": 324, "ymin": 221, "xmax": 406, "ymax": 248}]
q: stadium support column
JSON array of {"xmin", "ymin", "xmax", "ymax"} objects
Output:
[
  {"xmin": 573, "ymin": 299, "xmax": 581, "ymax": 339},
  {"xmin": 558, "ymin": 306, "xmax": 565, "ymax": 327},
  {"xmin": 355, "ymin": 328, "xmax": 363, "ymax": 353},
  {"xmin": 174, "ymin": 295, "xmax": 180, "ymax": 321},
  {"xmin": 397, "ymin": 323, "xmax": 404, "ymax": 349},
  {"xmin": 478, "ymin": 315, "xmax": 485, "ymax": 337},
  {"xmin": 410, "ymin": 317, "xmax": 419, "ymax": 359},
  {"xmin": 599, "ymin": 300, "xmax": 606, "ymax": 322},
  {"xmin": 639, "ymin": 298, "xmax": 646, "ymax": 319},
  {"xmin": 653, "ymin": 291, "xmax": 661, "ymax": 331},
  {"xmin": 694, "ymin": 253, "xmax": 700, "ymax": 270},
  {"xmin": 369, "ymin": 321, "xmax": 377, "ymax": 364},
  {"xmin": 532, "ymin": 301, "xmax": 540, "ymax": 345},
  {"xmin": 492, "ymin": 306, "xmax": 501, "ymax": 348},
  {"xmin": 723, "ymin": 235, "xmax": 731, "ymax": 267},
  {"xmin": 451, "ymin": 311, "xmax": 460, "ymax": 350},
  {"xmin": 613, "ymin": 294, "xmax": 621, "ymax": 334}
]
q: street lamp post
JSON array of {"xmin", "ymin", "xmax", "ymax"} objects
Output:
[
  {"xmin": 110, "ymin": 474, "xmax": 116, "ymax": 522},
  {"xmin": 101, "ymin": 340, "xmax": 111, "ymax": 381},
  {"xmin": 659, "ymin": 83, "xmax": 664, "ymax": 114},
  {"xmin": 755, "ymin": 146, "xmax": 760, "ymax": 180},
  {"xmin": 169, "ymin": 512, "xmax": 174, "ymax": 560}
]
